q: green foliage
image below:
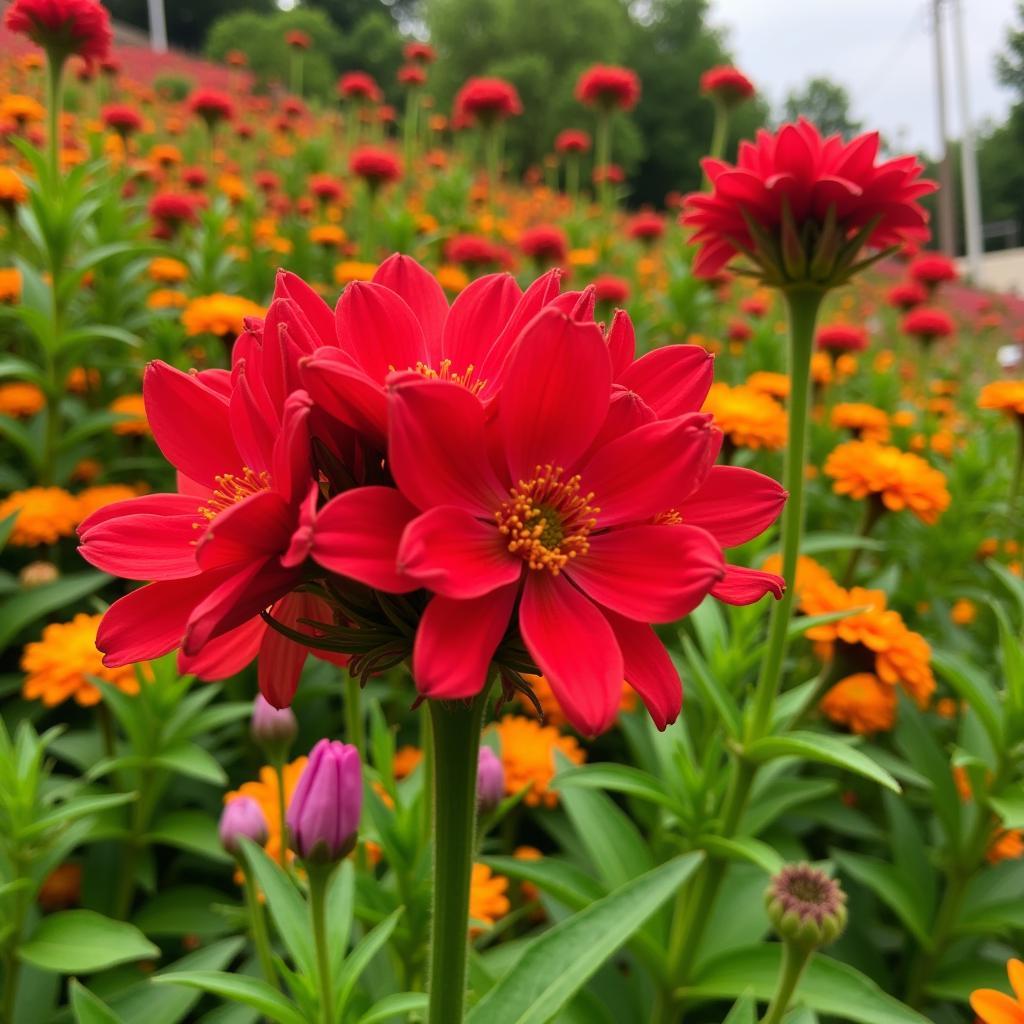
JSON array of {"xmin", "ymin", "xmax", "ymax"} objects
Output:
[
  {"xmin": 104, "ymin": 0, "xmax": 275, "ymax": 51},
  {"xmin": 782, "ymin": 77, "xmax": 863, "ymax": 138}
]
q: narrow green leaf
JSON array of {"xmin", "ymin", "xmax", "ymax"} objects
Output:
[
  {"xmin": 150, "ymin": 972, "xmax": 305, "ymax": 1024},
  {"xmin": 746, "ymin": 731, "xmax": 900, "ymax": 793},
  {"xmin": 554, "ymin": 763, "xmax": 681, "ymax": 814},
  {"xmin": 357, "ymin": 993, "xmax": 429, "ymax": 1024},
  {"xmin": 18, "ymin": 911, "xmax": 158, "ymax": 973},
  {"xmin": 0, "ymin": 572, "xmax": 109, "ymax": 651},
  {"xmin": 70, "ymin": 980, "xmax": 126, "ymax": 1024}
]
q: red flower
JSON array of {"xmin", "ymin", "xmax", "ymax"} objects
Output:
[
  {"xmin": 740, "ymin": 296, "xmax": 768, "ymax": 318},
  {"xmin": 555, "ymin": 129, "xmax": 591, "ymax": 154},
  {"xmin": 592, "ymin": 275, "xmax": 630, "ymax": 304},
  {"xmin": 101, "ymin": 103, "xmax": 142, "ymax": 136},
  {"xmin": 910, "ymin": 252, "xmax": 957, "ymax": 289},
  {"xmin": 4, "ymin": 0, "xmax": 112, "ymax": 66},
  {"xmin": 816, "ymin": 324, "xmax": 868, "ymax": 352},
  {"xmin": 337, "ymin": 71, "xmax": 382, "ymax": 103},
  {"xmin": 902, "ymin": 306, "xmax": 954, "ymax": 343},
  {"xmin": 318, "ymin": 309, "xmax": 784, "ymax": 735},
  {"xmin": 575, "ymin": 65, "xmax": 641, "ymax": 111},
  {"xmin": 189, "ymin": 89, "xmax": 234, "ymax": 126},
  {"xmin": 626, "ymin": 211, "xmax": 665, "ymax": 242},
  {"xmin": 398, "ymin": 64, "xmax": 427, "ymax": 87},
  {"xmin": 285, "ymin": 29, "xmax": 310, "ymax": 50},
  {"xmin": 518, "ymin": 225, "xmax": 568, "ymax": 265},
  {"xmin": 254, "ymin": 170, "xmax": 280, "ymax": 194},
  {"xmin": 681, "ymin": 119, "xmax": 936, "ymax": 285},
  {"xmin": 454, "ymin": 77, "xmax": 522, "ymax": 125},
  {"xmin": 699, "ymin": 65, "xmax": 755, "ymax": 105},
  {"xmin": 444, "ymin": 234, "xmax": 508, "ymax": 268},
  {"xmin": 148, "ymin": 192, "xmax": 198, "ymax": 236},
  {"xmin": 727, "ymin": 319, "xmax": 752, "ymax": 343},
  {"xmin": 593, "ymin": 164, "xmax": 625, "ymax": 185},
  {"xmin": 349, "ymin": 146, "xmax": 401, "ymax": 186},
  {"xmin": 887, "ymin": 281, "xmax": 927, "ymax": 311},
  {"xmin": 403, "ymin": 41, "xmax": 436, "ymax": 64},
  {"xmin": 309, "ymin": 173, "xmax": 344, "ymax": 204},
  {"xmin": 181, "ymin": 166, "xmax": 208, "ymax": 190}
]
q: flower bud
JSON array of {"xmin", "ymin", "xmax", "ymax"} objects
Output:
[
  {"xmin": 219, "ymin": 797, "xmax": 268, "ymax": 858},
  {"xmin": 765, "ymin": 863, "xmax": 847, "ymax": 949},
  {"xmin": 477, "ymin": 747, "xmax": 504, "ymax": 814},
  {"xmin": 286, "ymin": 739, "xmax": 362, "ymax": 865},
  {"xmin": 251, "ymin": 695, "xmax": 297, "ymax": 760}
]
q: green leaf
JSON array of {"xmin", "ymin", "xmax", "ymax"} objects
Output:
[
  {"xmin": 723, "ymin": 994, "xmax": 757, "ymax": 1024},
  {"xmin": 133, "ymin": 886, "xmax": 234, "ymax": 937},
  {"xmin": 932, "ymin": 649, "xmax": 1003, "ymax": 750},
  {"xmin": 239, "ymin": 840, "xmax": 315, "ymax": 976},
  {"xmin": 335, "ymin": 909, "xmax": 402, "ymax": 1018},
  {"xmin": 681, "ymin": 635, "xmax": 742, "ymax": 737},
  {"xmin": 0, "ymin": 572, "xmax": 109, "ymax": 651},
  {"xmin": 481, "ymin": 856, "xmax": 605, "ymax": 911},
  {"xmin": 152, "ymin": 743, "xmax": 227, "ymax": 786},
  {"xmin": 554, "ymin": 763, "xmax": 681, "ymax": 814},
  {"xmin": 989, "ymin": 788, "xmax": 1024, "ymax": 829},
  {"xmin": 682, "ymin": 944, "xmax": 929, "ymax": 1024},
  {"xmin": 698, "ymin": 835, "xmax": 784, "ymax": 876},
  {"xmin": 147, "ymin": 809, "xmax": 231, "ymax": 862},
  {"xmin": 356, "ymin": 993, "xmax": 429, "ymax": 1024},
  {"xmin": 20, "ymin": 791, "xmax": 136, "ymax": 839},
  {"xmin": 0, "ymin": 357, "xmax": 46, "ymax": 387},
  {"xmin": 18, "ymin": 910, "xmax": 159, "ymax": 973},
  {"xmin": 150, "ymin": 972, "xmax": 305, "ymax": 1024},
  {"xmin": 745, "ymin": 731, "xmax": 900, "ymax": 793},
  {"xmin": 70, "ymin": 980, "xmax": 126, "ymax": 1024},
  {"xmin": 466, "ymin": 853, "xmax": 703, "ymax": 1024}
]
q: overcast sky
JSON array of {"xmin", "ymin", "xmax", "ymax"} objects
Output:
[{"xmin": 707, "ymin": 0, "xmax": 1017, "ymax": 156}]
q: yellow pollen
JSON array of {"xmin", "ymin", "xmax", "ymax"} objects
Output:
[
  {"xmin": 196, "ymin": 467, "xmax": 271, "ymax": 524},
  {"xmin": 495, "ymin": 465, "xmax": 598, "ymax": 573},
  {"xmin": 654, "ymin": 508, "xmax": 683, "ymax": 526},
  {"xmin": 391, "ymin": 359, "xmax": 488, "ymax": 396}
]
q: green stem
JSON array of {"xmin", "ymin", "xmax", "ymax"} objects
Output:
[
  {"xmin": 345, "ymin": 676, "xmax": 365, "ymax": 759},
  {"xmin": 240, "ymin": 861, "xmax": 278, "ymax": 988},
  {"xmin": 840, "ymin": 496, "xmax": 884, "ymax": 587},
  {"xmin": 708, "ymin": 101, "xmax": 729, "ymax": 163},
  {"xmin": 484, "ymin": 124, "xmax": 501, "ymax": 219},
  {"xmin": 566, "ymin": 153, "xmax": 579, "ymax": 207},
  {"xmin": 45, "ymin": 57, "xmax": 64, "ymax": 186},
  {"xmin": 273, "ymin": 759, "xmax": 290, "ymax": 871},
  {"xmin": 426, "ymin": 689, "xmax": 490, "ymax": 1024},
  {"xmin": 308, "ymin": 862, "xmax": 338, "ymax": 1024},
  {"xmin": 1011, "ymin": 421, "xmax": 1024, "ymax": 556},
  {"xmin": 760, "ymin": 942, "xmax": 813, "ymax": 1024},
  {"xmin": 595, "ymin": 110, "xmax": 611, "ymax": 210},
  {"xmin": 0, "ymin": 854, "xmax": 29, "ymax": 1024},
  {"xmin": 903, "ymin": 869, "xmax": 966, "ymax": 1008},
  {"xmin": 747, "ymin": 287, "xmax": 824, "ymax": 742}
]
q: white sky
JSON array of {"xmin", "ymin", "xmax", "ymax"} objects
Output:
[{"xmin": 707, "ymin": 0, "xmax": 1017, "ymax": 156}]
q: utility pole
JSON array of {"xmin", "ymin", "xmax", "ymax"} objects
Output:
[
  {"xmin": 951, "ymin": 0, "xmax": 984, "ymax": 281},
  {"xmin": 931, "ymin": 0, "xmax": 957, "ymax": 256},
  {"xmin": 147, "ymin": 0, "xmax": 168, "ymax": 53}
]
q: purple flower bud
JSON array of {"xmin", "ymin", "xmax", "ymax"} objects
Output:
[
  {"xmin": 477, "ymin": 746, "xmax": 505, "ymax": 814},
  {"xmin": 286, "ymin": 739, "xmax": 362, "ymax": 864},
  {"xmin": 251, "ymin": 695, "xmax": 298, "ymax": 757},
  {"xmin": 219, "ymin": 797, "xmax": 269, "ymax": 857}
]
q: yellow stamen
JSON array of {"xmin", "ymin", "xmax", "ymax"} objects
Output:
[{"xmin": 197, "ymin": 467, "xmax": 271, "ymax": 524}]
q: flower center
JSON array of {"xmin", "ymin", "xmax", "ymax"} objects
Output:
[
  {"xmin": 495, "ymin": 465, "xmax": 598, "ymax": 573},
  {"xmin": 197, "ymin": 467, "xmax": 271, "ymax": 523},
  {"xmin": 400, "ymin": 359, "xmax": 487, "ymax": 396}
]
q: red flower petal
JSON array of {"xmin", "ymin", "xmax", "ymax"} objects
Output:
[
  {"xmin": 711, "ymin": 564, "xmax": 785, "ymax": 605},
  {"xmin": 335, "ymin": 280, "xmax": 428, "ymax": 382},
  {"xmin": 373, "ymin": 254, "xmax": 449, "ymax": 365},
  {"xmin": 618, "ymin": 344, "xmax": 715, "ymax": 419},
  {"xmin": 604, "ymin": 610, "xmax": 681, "ymax": 729},
  {"xmin": 678, "ymin": 465, "xmax": 786, "ymax": 548}
]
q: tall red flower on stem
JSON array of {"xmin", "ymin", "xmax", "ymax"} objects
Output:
[
  {"xmin": 5, "ymin": 0, "xmax": 112, "ymax": 66},
  {"xmin": 575, "ymin": 65, "xmax": 641, "ymax": 111},
  {"xmin": 454, "ymin": 77, "xmax": 522, "ymax": 125},
  {"xmin": 681, "ymin": 119, "xmax": 936, "ymax": 286},
  {"xmin": 337, "ymin": 71, "xmax": 382, "ymax": 103},
  {"xmin": 699, "ymin": 65, "xmax": 755, "ymax": 106}
]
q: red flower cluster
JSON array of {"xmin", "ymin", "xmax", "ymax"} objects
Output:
[
  {"xmin": 444, "ymin": 234, "xmax": 508, "ymax": 268},
  {"xmin": 626, "ymin": 211, "xmax": 665, "ymax": 243},
  {"xmin": 285, "ymin": 29, "xmax": 310, "ymax": 50},
  {"xmin": 699, "ymin": 65, "xmax": 755, "ymax": 105},
  {"xmin": 148, "ymin": 192, "xmax": 199, "ymax": 237},
  {"xmin": 592, "ymin": 275, "xmax": 630, "ymax": 304},
  {"xmin": 349, "ymin": 146, "xmax": 402, "ymax": 187},
  {"xmin": 681, "ymin": 119, "xmax": 936, "ymax": 285},
  {"xmin": 189, "ymin": 89, "xmax": 235, "ymax": 126},
  {"xmin": 887, "ymin": 281, "xmax": 927, "ymax": 311},
  {"xmin": 337, "ymin": 71, "xmax": 382, "ymax": 103},
  {"xmin": 902, "ymin": 306, "xmax": 954, "ymax": 344},
  {"xmin": 555, "ymin": 129, "xmax": 591, "ymax": 154},
  {"xmin": 102, "ymin": 103, "xmax": 143, "ymax": 136},
  {"xmin": 909, "ymin": 252, "xmax": 957, "ymax": 290},
  {"xmin": 309, "ymin": 174, "xmax": 344, "ymax": 204},
  {"xmin": 817, "ymin": 324, "xmax": 868, "ymax": 352},
  {"xmin": 404, "ymin": 41, "xmax": 436, "ymax": 64},
  {"xmin": 575, "ymin": 65, "xmax": 641, "ymax": 111},
  {"xmin": 82, "ymin": 257, "xmax": 786, "ymax": 735},
  {"xmin": 4, "ymin": 0, "xmax": 112, "ymax": 65},
  {"xmin": 398, "ymin": 65, "xmax": 427, "ymax": 87},
  {"xmin": 518, "ymin": 225, "xmax": 568, "ymax": 265},
  {"xmin": 454, "ymin": 77, "xmax": 523, "ymax": 125}
]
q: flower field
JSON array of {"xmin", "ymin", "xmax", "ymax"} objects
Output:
[{"xmin": 2, "ymin": 2, "xmax": 1024, "ymax": 1023}]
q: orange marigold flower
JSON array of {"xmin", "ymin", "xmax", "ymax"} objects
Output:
[
  {"xmin": 225, "ymin": 757, "xmax": 308, "ymax": 869},
  {"xmin": 309, "ymin": 224, "xmax": 346, "ymax": 248},
  {"xmin": 979, "ymin": 380, "xmax": 1024, "ymax": 423},
  {"xmin": 951, "ymin": 598, "xmax": 977, "ymax": 626},
  {"xmin": 987, "ymin": 829, "xmax": 1024, "ymax": 865},
  {"xmin": 147, "ymin": 288, "xmax": 188, "ymax": 310},
  {"xmin": 334, "ymin": 261, "xmax": 377, "ymax": 285},
  {"xmin": 109, "ymin": 393, "xmax": 149, "ymax": 435},
  {"xmin": 22, "ymin": 613, "xmax": 138, "ymax": 707},
  {"xmin": 0, "ymin": 486, "xmax": 79, "ymax": 545},
  {"xmin": 490, "ymin": 715, "xmax": 584, "ymax": 808},
  {"xmin": 746, "ymin": 371, "xmax": 790, "ymax": 400},
  {"xmin": 148, "ymin": 256, "xmax": 188, "ymax": 284},
  {"xmin": 469, "ymin": 863, "xmax": 510, "ymax": 935},
  {"xmin": 520, "ymin": 673, "xmax": 635, "ymax": 727},
  {"xmin": 66, "ymin": 366, "xmax": 100, "ymax": 393},
  {"xmin": 76, "ymin": 484, "xmax": 138, "ymax": 520},
  {"xmin": 761, "ymin": 553, "xmax": 836, "ymax": 603},
  {"xmin": 830, "ymin": 403, "xmax": 890, "ymax": 442},
  {"xmin": 1, "ymin": 94, "xmax": 45, "ymax": 124},
  {"xmin": 393, "ymin": 745, "xmax": 422, "ymax": 779},
  {"xmin": 0, "ymin": 382, "xmax": 45, "ymax": 417},
  {"xmin": 702, "ymin": 382, "xmax": 787, "ymax": 450},
  {"xmin": 820, "ymin": 673, "xmax": 896, "ymax": 734},
  {"xmin": 824, "ymin": 440, "xmax": 950, "ymax": 524},
  {"xmin": 970, "ymin": 957, "xmax": 1024, "ymax": 1023},
  {"xmin": 182, "ymin": 294, "xmax": 264, "ymax": 338},
  {"xmin": 0, "ymin": 268, "xmax": 22, "ymax": 304},
  {"xmin": 436, "ymin": 264, "xmax": 469, "ymax": 293},
  {"xmin": 811, "ymin": 351, "xmax": 834, "ymax": 386},
  {"xmin": 0, "ymin": 167, "xmax": 29, "ymax": 209}
]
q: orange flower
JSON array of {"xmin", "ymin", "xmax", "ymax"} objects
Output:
[
  {"xmin": 951, "ymin": 599, "xmax": 977, "ymax": 626},
  {"xmin": 76, "ymin": 484, "xmax": 139, "ymax": 520},
  {"xmin": 0, "ymin": 268, "xmax": 22, "ymax": 304},
  {"xmin": 66, "ymin": 366, "xmax": 100, "ymax": 393},
  {"xmin": 987, "ymin": 829, "xmax": 1024, "ymax": 865},
  {"xmin": 490, "ymin": 715, "xmax": 584, "ymax": 808},
  {"xmin": 820, "ymin": 673, "xmax": 896, "ymax": 734},
  {"xmin": 22, "ymin": 614, "xmax": 138, "ymax": 707},
  {"xmin": 0, "ymin": 167, "xmax": 29, "ymax": 208},
  {"xmin": 38, "ymin": 863, "xmax": 83, "ymax": 911},
  {"xmin": 334, "ymin": 260, "xmax": 377, "ymax": 285},
  {"xmin": 148, "ymin": 256, "xmax": 188, "ymax": 284},
  {"xmin": 469, "ymin": 863, "xmax": 510, "ymax": 935},
  {"xmin": 824, "ymin": 440, "xmax": 950, "ymax": 524},
  {"xmin": 0, "ymin": 382, "xmax": 45, "ymax": 417},
  {"xmin": 182, "ymin": 294, "xmax": 264, "ymax": 338},
  {"xmin": 393, "ymin": 745, "xmax": 422, "ymax": 779},
  {"xmin": 225, "ymin": 757, "xmax": 308, "ymax": 868},
  {"xmin": 436, "ymin": 264, "xmax": 469, "ymax": 293},
  {"xmin": 520, "ymin": 673, "xmax": 635, "ymax": 727},
  {"xmin": 0, "ymin": 486, "xmax": 80, "ymax": 546},
  {"xmin": 746, "ymin": 371, "xmax": 790, "ymax": 400},
  {"xmin": 830, "ymin": 403, "xmax": 889, "ymax": 442},
  {"xmin": 702, "ymin": 382, "xmax": 787, "ymax": 450},
  {"xmin": 979, "ymin": 380, "xmax": 1024, "ymax": 422},
  {"xmin": 1, "ymin": 94, "xmax": 44, "ymax": 124},
  {"xmin": 971, "ymin": 958, "xmax": 1024, "ymax": 1023},
  {"xmin": 109, "ymin": 393, "xmax": 149, "ymax": 435},
  {"xmin": 147, "ymin": 288, "xmax": 188, "ymax": 310},
  {"xmin": 761, "ymin": 553, "xmax": 836, "ymax": 604},
  {"xmin": 309, "ymin": 224, "xmax": 346, "ymax": 247}
]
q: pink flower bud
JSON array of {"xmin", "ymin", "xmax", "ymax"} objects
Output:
[
  {"xmin": 251, "ymin": 695, "xmax": 297, "ymax": 756},
  {"xmin": 477, "ymin": 746, "xmax": 505, "ymax": 813},
  {"xmin": 219, "ymin": 797, "xmax": 268, "ymax": 857},
  {"xmin": 286, "ymin": 740, "xmax": 362, "ymax": 864}
]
